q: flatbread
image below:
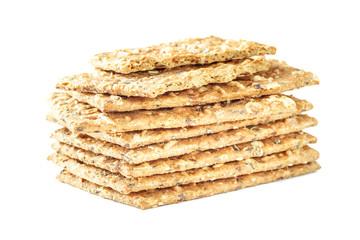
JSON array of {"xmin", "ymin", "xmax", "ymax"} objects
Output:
[
  {"xmin": 52, "ymin": 132, "xmax": 317, "ymax": 178},
  {"xmin": 51, "ymin": 98, "xmax": 312, "ymax": 148},
  {"xmin": 47, "ymin": 93, "xmax": 312, "ymax": 133},
  {"xmin": 49, "ymin": 146, "xmax": 319, "ymax": 194},
  {"xmin": 67, "ymin": 59, "xmax": 319, "ymax": 112},
  {"xmin": 89, "ymin": 36, "xmax": 276, "ymax": 74},
  {"xmin": 49, "ymin": 106, "xmax": 311, "ymax": 148},
  {"xmin": 50, "ymin": 115, "xmax": 317, "ymax": 164},
  {"xmin": 59, "ymin": 57, "xmax": 269, "ymax": 98},
  {"xmin": 57, "ymin": 161, "xmax": 320, "ymax": 209}
]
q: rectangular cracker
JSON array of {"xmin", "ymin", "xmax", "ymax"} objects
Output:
[
  {"xmin": 57, "ymin": 161, "xmax": 320, "ymax": 209},
  {"xmin": 59, "ymin": 57, "xmax": 269, "ymax": 98},
  {"xmin": 52, "ymin": 132, "xmax": 317, "ymax": 178},
  {"xmin": 47, "ymin": 93, "xmax": 312, "ymax": 133},
  {"xmin": 50, "ymin": 98, "xmax": 312, "ymax": 148},
  {"xmin": 50, "ymin": 115, "xmax": 317, "ymax": 164},
  {"xmin": 49, "ymin": 146, "xmax": 319, "ymax": 194},
  {"xmin": 89, "ymin": 36, "xmax": 276, "ymax": 74},
  {"xmin": 67, "ymin": 59, "xmax": 319, "ymax": 112}
]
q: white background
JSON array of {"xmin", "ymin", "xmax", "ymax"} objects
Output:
[{"xmin": 1, "ymin": 0, "xmax": 359, "ymax": 239}]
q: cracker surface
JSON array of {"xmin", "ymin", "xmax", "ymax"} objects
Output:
[
  {"xmin": 89, "ymin": 36, "xmax": 276, "ymax": 74},
  {"xmin": 47, "ymin": 93, "xmax": 312, "ymax": 133},
  {"xmin": 49, "ymin": 146, "xmax": 319, "ymax": 194},
  {"xmin": 59, "ymin": 57, "xmax": 269, "ymax": 98},
  {"xmin": 52, "ymin": 132, "xmax": 317, "ymax": 178},
  {"xmin": 57, "ymin": 162, "xmax": 320, "ymax": 209},
  {"xmin": 50, "ymin": 115, "xmax": 317, "ymax": 164},
  {"xmin": 49, "ymin": 108, "xmax": 311, "ymax": 148},
  {"xmin": 67, "ymin": 59, "xmax": 319, "ymax": 112}
]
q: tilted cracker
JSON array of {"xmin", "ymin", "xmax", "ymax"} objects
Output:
[
  {"xmin": 67, "ymin": 59, "xmax": 319, "ymax": 112},
  {"xmin": 49, "ymin": 146, "xmax": 319, "ymax": 194},
  {"xmin": 51, "ymin": 115, "xmax": 317, "ymax": 164},
  {"xmin": 49, "ymin": 105, "xmax": 311, "ymax": 148},
  {"xmin": 59, "ymin": 57, "xmax": 269, "ymax": 98},
  {"xmin": 47, "ymin": 93, "xmax": 312, "ymax": 133},
  {"xmin": 75, "ymin": 99, "xmax": 312, "ymax": 148},
  {"xmin": 89, "ymin": 36, "xmax": 276, "ymax": 74},
  {"xmin": 52, "ymin": 132, "xmax": 317, "ymax": 178},
  {"xmin": 48, "ymin": 101, "xmax": 312, "ymax": 148},
  {"xmin": 57, "ymin": 162, "xmax": 320, "ymax": 209}
]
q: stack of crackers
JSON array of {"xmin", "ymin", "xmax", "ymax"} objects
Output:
[{"xmin": 47, "ymin": 36, "xmax": 320, "ymax": 209}]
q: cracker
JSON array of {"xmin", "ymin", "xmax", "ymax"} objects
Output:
[
  {"xmin": 49, "ymin": 103, "xmax": 311, "ymax": 148},
  {"xmin": 89, "ymin": 36, "xmax": 276, "ymax": 74},
  {"xmin": 49, "ymin": 146, "xmax": 319, "ymax": 194},
  {"xmin": 67, "ymin": 60, "xmax": 319, "ymax": 112},
  {"xmin": 57, "ymin": 161, "xmax": 320, "ymax": 209},
  {"xmin": 51, "ymin": 115, "xmax": 317, "ymax": 164},
  {"xmin": 47, "ymin": 93, "xmax": 312, "ymax": 133},
  {"xmin": 52, "ymin": 97, "xmax": 312, "ymax": 148},
  {"xmin": 52, "ymin": 132, "xmax": 317, "ymax": 178},
  {"xmin": 59, "ymin": 57, "xmax": 269, "ymax": 98}
]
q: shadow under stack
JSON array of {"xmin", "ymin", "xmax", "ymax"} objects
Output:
[{"xmin": 47, "ymin": 36, "xmax": 320, "ymax": 209}]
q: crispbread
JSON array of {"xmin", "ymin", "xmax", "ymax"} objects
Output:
[
  {"xmin": 89, "ymin": 36, "xmax": 276, "ymax": 74},
  {"xmin": 59, "ymin": 57, "xmax": 269, "ymax": 98},
  {"xmin": 52, "ymin": 132, "xmax": 317, "ymax": 178},
  {"xmin": 51, "ymin": 115, "xmax": 317, "ymax": 164},
  {"xmin": 47, "ymin": 93, "xmax": 312, "ymax": 133},
  {"xmin": 57, "ymin": 161, "xmax": 320, "ymax": 209},
  {"xmin": 49, "ymin": 146, "xmax": 319, "ymax": 194},
  {"xmin": 50, "ymin": 105, "xmax": 311, "ymax": 148},
  {"xmin": 67, "ymin": 60, "xmax": 319, "ymax": 112}
]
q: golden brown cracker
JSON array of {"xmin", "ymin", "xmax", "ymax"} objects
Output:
[
  {"xmin": 49, "ymin": 104, "xmax": 311, "ymax": 148},
  {"xmin": 52, "ymin": 132, "xmax": 317, "ymax": 178},
  {"xmin": 67, "ymin": 59, "xmax": 318, "ymax": 112},
  {"xmin": 59, "ymin": 57, "xmax": 269, "ymax": 98},
  {"xmin": 57, "ymin": 161, "xmax": 320, "ymax": 209},
  {"xmin": 89, "ymin": 36, "xmax": 276, "ymax": 74},
  {"xmin": 47, "ymin": 93, "xmax": 312, "ymax": 133},
  {"xmin": 50, "ymin": 115, "xmax": 317, "ymax": 164},
  {"xmin": 49, "ymin": 146, "xmax": 319, "ymax": 194}
]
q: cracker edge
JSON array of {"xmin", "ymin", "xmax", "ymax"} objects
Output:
[
  {"xmin": 51, "ymin": 132, "xmax": 317, "ymax": 178},
  {"xmin": 49, "ymin": 146, "xmax": 319, "ymax": 194},
  {"xmin": 56, "ymin": 162, "xmax": 320, "ymax": 209}
]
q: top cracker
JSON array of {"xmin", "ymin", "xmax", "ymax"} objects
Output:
[{"xmin": 89, "ymin": 36, "xmax": 276, "ymax": 74}]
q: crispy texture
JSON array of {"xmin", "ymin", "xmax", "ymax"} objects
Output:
[
  {"xmin": 57, "ymin": 161, "xmax": 320, "ymax": 209},
  {"xmin": 89, "ymin": 36, "xmax": 276, "ymax": 74},
  {"xmin": 49, "ymin": 146, "xmax": 319, "ymax": 194},
  {"xmin": 47, "ymin": 93, "xmax": 312, "ymax": 133},
  {"xmin": 52, "ymin": 132, "xmax": 317, "ymax": 178},
  {"xmin": 51, "ymin": 98, "xmax": 312, "ymax": 148},
  {"xmin": 51, "ymin": 115, "xmax": 317, "ymax": 164},
  {"xmin": 67, "ymin": 60, "xmax": 319, "ymax": 112},
  {"xmin": 59, "ymin": 57, "xmax": 269, "ymax": 98}
]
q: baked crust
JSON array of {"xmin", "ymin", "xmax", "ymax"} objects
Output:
[
  {"xmin": 89, "ymin": 36, "xmax": 276, "ymax": 74},
  {"xmin": 49, "ymin": 146, "xmax": 319, "ymax": 194},
  {"xmin": 56, "ymin": 162, "xmax": 320, "ymax": 209},
  {"xmin": 66, "ymin": 59, "xmax": 319, "ymax": 112},
  {"xmin": 49, "ymin": 107, "xmax": 311, "ymax": 148},
  {"xmin": 52, "ymin": 132, "xmax": 316, "ymax": 178},
  {"xmin": 50, "ymin": 115, "xmax": 317, "ymax": 164},
  {"xmin": 47, "ymin": 36, "xmax": 320, "ymax": 209},
  {"xmin": 59, "ymin": 57, "xmax": 269, "ymax": 98},
  {"xmin": 47, "ymin": 93, "xmax": 312, "ymax": 133}
]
